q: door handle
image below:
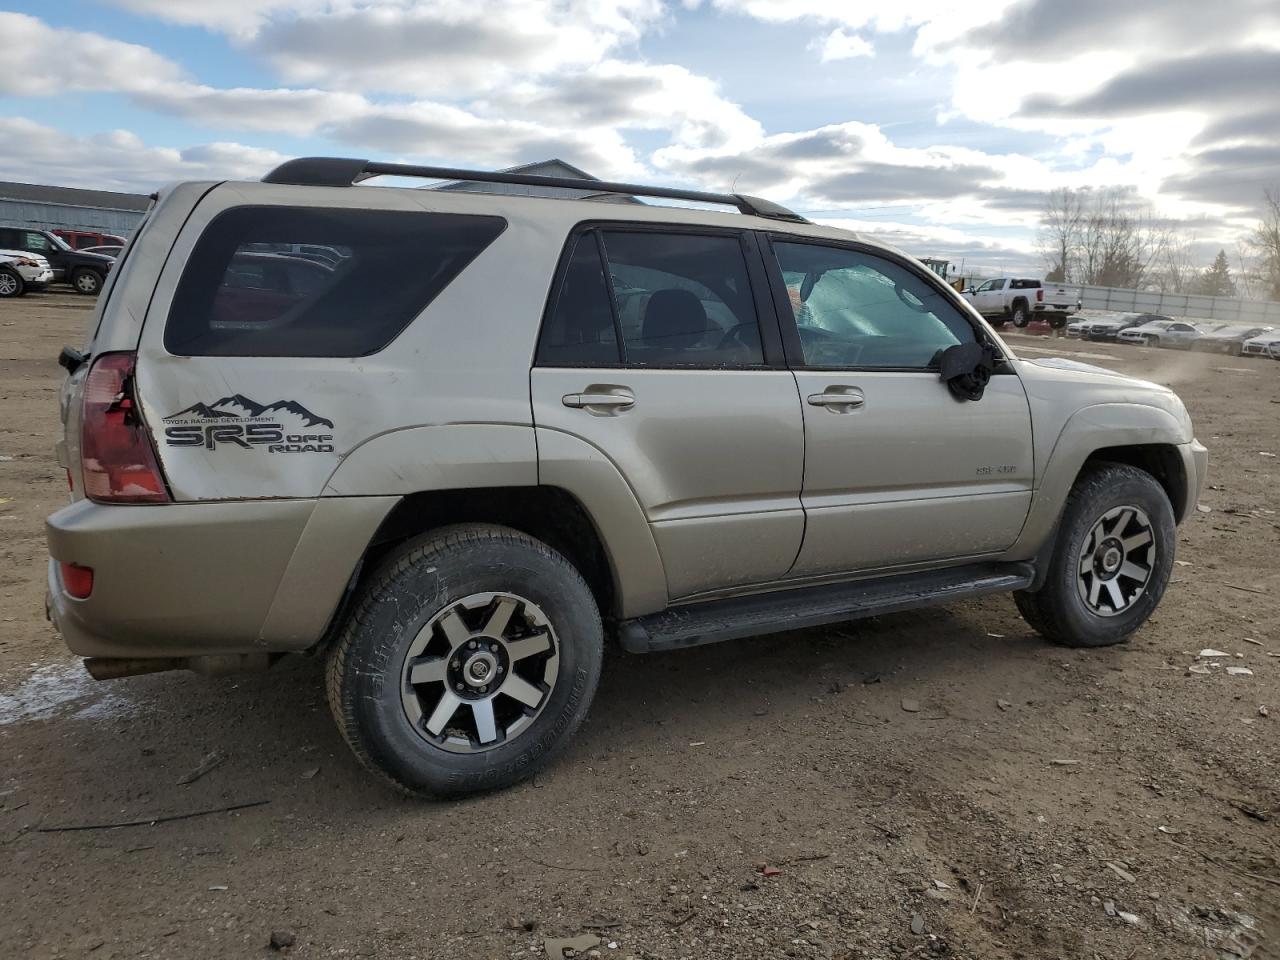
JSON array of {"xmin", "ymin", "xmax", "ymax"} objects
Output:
[
  {"xmin": 807, "ymin": 387, "xmax": 864, "ymax": 409},
  {"xmin": 562, "ymin": 390, "xmax": 635, "ymax": 410}
]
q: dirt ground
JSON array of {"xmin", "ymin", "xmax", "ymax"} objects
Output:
[{"xmin": 1, "ymin": 294, "xmax": 1277, "ymax": 960}]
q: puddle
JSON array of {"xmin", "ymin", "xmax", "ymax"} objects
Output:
[{"xmin": 0, "ymin": 659, "xmax": 135, "ymax": 725}]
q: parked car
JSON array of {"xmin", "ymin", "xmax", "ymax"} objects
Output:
[
  {"xmin": 1191, "ymin": 324, "xmax": 1276, "ymax": 356},
  {"xmin": 1114, "ymin": 316, "xmax": 1213, "ymax": 349},
  {"xmin": 1081, "ymin": 314, "xmax": 1147, "ymax": 341},
  {"xmin": 1065, "ymin": 317, "xmax": 1089, "ymax": 338},
  {"xmin": 53, "ymin": 229, "xmax": 127, "ymax": 250},
  {"xmin": 46, "ymin": 156, "xmax": 1207, "ymax": 797},
  {"xmin": 0, "ymin": 249, "xmax": 55, "ymax": 297},
  {"xmin": 0, "ymin": 227, "xmax": 113, "ymax": 295},
  {"xmin": 1241, "ymin": 331, "xmax": 1280, "ymax": 359},
  {"xmin": 80, "ymin": 245, "xmax": 123, "ymax": 259},
  {"xmin": 962, "ymin": 277, "xmax": 1076, "ymax": 328}
]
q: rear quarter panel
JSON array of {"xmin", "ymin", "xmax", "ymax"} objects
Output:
[{"xmin": 131, "ymin": 183, "xmax": 564, "ymax": 501}]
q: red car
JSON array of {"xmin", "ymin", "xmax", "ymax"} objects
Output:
[{"xmin": 52, "ymin": 229, "xmax": 127, "ymax": 250}]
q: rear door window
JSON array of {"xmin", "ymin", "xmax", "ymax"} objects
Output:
[
  {"xmin": 165, "ymin": 206, "xmax": 505, "ymax": 357},
  {"xmin": 602, "ymin": 230, "xmax": 764, "ymax": 366}
]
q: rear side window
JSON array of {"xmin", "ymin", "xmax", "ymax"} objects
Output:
[
  {"xmin": 165, "ymin": 206, "xmax": 505, "ymax": 357},
  {"xmin": 537, "ymin": 234, "xmax": 620, "ymax": 365}
]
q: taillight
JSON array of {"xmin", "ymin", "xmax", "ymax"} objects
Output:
[
  {"xmin": 81, "ymin": 352, "xmax": 170, "ymax": 503},
  {"xmin": 60, "ymin": 562, "xmax": 94, "ymax": 599},
  {"xmin": 1036, "ymin": 289, "xmax": 1044, "ymax": 302}
]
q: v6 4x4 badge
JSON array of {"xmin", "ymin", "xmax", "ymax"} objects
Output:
[{"xmin": 163, "ymin": 394, "xmax": 335, "ymax": 453}]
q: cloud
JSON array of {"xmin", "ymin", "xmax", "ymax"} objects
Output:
[
  {"xmin": 1023, "ymin": 49, "xmax": 1280, "ymax": 117},
  {"xmin": 818, "ymin": 216, "xmax": 1038, "ymax": 273},
  {"xmin": 953, "ymin": 0, "xmax": 1278, "ymax": 59},
  {"xmin": 702, "ymin": 0, "xmax": 972, "ymax": 33},
  {"xmin": 136, "ymin": 85, "xmax": 370, "ymax": 136},
  {"xmin": 484, "ymin": 61, "xmax": 763, "ymax": 153},
  {"xmin": 323, "ymin": 101, "xmax": 641, "ymax": 175},
  {"xmin": 811, "ymin": 28, "xmax": 874, "ymax": 62},
  {"xmin": 1162, "ymin": 144, "xmax": 1280, "ymax": 209},
  {"xmin": 0, "ymin": 118, "xmax": 285, "ymax": 191},
  {"xmin": 111, "ymin": 0, "xmax": 664, "ymax": 97},
  {"xmin": 0, "ymin": 12, "xmax": 184, "ymax": 95},
  {"xmin": 811, "ymin": 162, "xmax": 1001, "ymax": 203}
]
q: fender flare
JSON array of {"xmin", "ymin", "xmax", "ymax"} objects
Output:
[{"xmin": 1006, "ymin": 402, "xmax": 1189, "ymax": 561}]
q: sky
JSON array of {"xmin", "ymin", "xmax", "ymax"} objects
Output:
[{"xmin": 0, "ymin": 0, "xmax": 1277, "ymax": 274}]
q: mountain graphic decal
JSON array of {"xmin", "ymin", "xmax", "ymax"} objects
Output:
[{"xmin": 165, "ymin": 395, "xmax": 334, "ymax": 429}]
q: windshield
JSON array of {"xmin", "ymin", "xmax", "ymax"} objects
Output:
[{"xmin": 49, "ymin": 233, "xmax": 72, "ymax": 252}]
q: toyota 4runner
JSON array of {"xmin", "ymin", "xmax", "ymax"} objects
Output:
[{"xmin": 46, "ymin": 158, "xmax": 1208, "ymax": 796}]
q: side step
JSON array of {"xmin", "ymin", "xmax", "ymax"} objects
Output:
[{"xmin": 618, "ymin": 562, "xmax": 1035, "ymax": 654}]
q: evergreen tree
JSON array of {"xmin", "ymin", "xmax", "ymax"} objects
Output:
[{"xmin": 1196, "ymin": 250, "xmax": 1236, "ymax": 297}]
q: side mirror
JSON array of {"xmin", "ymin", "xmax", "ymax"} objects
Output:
[
  {"xmin": 939, "ymin": 342, "xmax": 997, "ymax": 402},
  {"xmin": 963, "ymin": 287, "xmax": 974, "ymax": 295}
]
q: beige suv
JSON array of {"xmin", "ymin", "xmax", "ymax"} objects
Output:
[{"xmin": 46, "ymin": 158, "xmax": 1208, "ymax": 796}]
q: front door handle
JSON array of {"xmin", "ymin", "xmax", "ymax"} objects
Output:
[
  {"xmin": 807, "ymin": 387, "xmax": 865, "ymax": 410},
  {"xmin": 562, "ymin": 390, "xmax": 635, "ymax": 410}
]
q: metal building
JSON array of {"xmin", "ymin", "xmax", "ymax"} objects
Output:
[{"xmin": 0, "ymin": 181, "xmax": 150, "ymax": 238}]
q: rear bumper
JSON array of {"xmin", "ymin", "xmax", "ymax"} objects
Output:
[{"xmin": 46, "ymin": 496, "xmax": 397, "ymax": 659}]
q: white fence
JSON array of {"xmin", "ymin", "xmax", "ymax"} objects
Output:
[{"xmin": 1078, "ymin": 285, "xmax": 1280, "ymax": 324}]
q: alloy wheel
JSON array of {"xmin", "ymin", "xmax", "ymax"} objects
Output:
[
  {"xmin": 400, "ymin": 592, "xmax": 559, "ymax": 754},
  {"xmin": 1076, "ymin": 505, "xmax": 1156, "ymax": 617},
  {"xmin": 0, "ymin": 272, "xmax": 17, "ymax": 296}
]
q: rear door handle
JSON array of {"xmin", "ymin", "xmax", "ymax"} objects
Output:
[
  {"xmin": 807, "ymin": 387, "xmax": 864, "ymax": 409},
  {"xmin": 562, "ymin": 390, "xmax": 635, "ymax": 410}
]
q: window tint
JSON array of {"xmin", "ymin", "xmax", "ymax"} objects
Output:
[
  {"xmin": 165, "ymin": 207, "xmax": 504, "ymax": 357},
  {"xmin": 24, "ymin": 232, "xmax": 51, "ymax": 253},
  {"xmin": 773, "ymin": 242, "xmax": 975, "ymax": 369},
  {"xmin": 537, "ymin": 234, "xmax": 621, "ymax": 365},
  {"xmin": 599, "ymin": 231, "xmax": 763, "ymax": 366}
]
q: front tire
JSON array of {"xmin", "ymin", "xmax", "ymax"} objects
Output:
[
  {"xmin": 0, "ymin": 268, "xmax": 24, "ymax": 298},
  {"xmin": 326, "ymin": 524, "xmax": 603, "ymax": 797},
  {"xmin": 1015, "ymin": 464, "xmax": 1175, "ymax": 647},
  {"xmin": 71, "ymin": 268, "xmax": 102, "ymax": 295},
  {"xmin": 1147, "ymin": 336, "xmax": 1160, "ymax": 348}
]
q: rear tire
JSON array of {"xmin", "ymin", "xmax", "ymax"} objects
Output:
[
  {"xmin": 326, "ymin": 524, "xmax": 603, "ymax": 797},
  {"xmin": 1048, "ymin": 315, "xmax": 1067, "ymax": 330},
  {"xmin": 1011, "ymin": 303, "xmax": 1029, "ymax": 327},
  {"xmin": 0, "ymin": 268, "xmax": 23, "ymax": 298},
  {"xmin": 1015, "ymin": 464, "xmax": 1175, "ymax": 647}
]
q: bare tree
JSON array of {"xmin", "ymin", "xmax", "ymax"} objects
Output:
[
  {"xmin": 1036, "ymin": 187, "xmax": 1085, "ymax": 281},
  {"xmin": 1075, "ymin": 189, "xmax": 1169, "ymax": 288},
  {"xmin": 1150, "ymin": 234, "xmax": 1199, "ymax": 293},
  {"xmin": 1248, "ymin": 186, "xmax": 1280, "ymax": 301}
]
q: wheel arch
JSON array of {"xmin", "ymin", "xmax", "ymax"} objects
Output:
[
  {"xmin": 359, "ymin": 485, "xmax": 623, "ymax": 621},
  {"xmin": 1080, "ymin": 444, "xmax": 1187, "ymax": 520},
  {"xmin": 1006, "ymin": 402, "xmax": 1192, "ymax": 564}
]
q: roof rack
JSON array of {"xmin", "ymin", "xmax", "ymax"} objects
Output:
[{"xmin": 261, "ymin": 157, "xmax": 809, "ymax": 223}]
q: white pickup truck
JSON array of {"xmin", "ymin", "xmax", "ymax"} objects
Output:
[{"xmin": 962, "ymin": 278, "xmax": 1081, "ymax": 328}]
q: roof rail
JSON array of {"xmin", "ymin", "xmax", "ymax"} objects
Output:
[{"xmin": 261, "ymin": 157, "xmax": 809, "ymax": 223}]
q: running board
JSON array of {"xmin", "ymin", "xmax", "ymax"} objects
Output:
[{"xmin": 618, "ymin": 562, "xmax": 1035, "ymax": 654}]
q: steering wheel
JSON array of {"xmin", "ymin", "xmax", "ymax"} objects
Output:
[{"xmin": 894, "ymin": 281, "xmax": 930, "ymax": 313}]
